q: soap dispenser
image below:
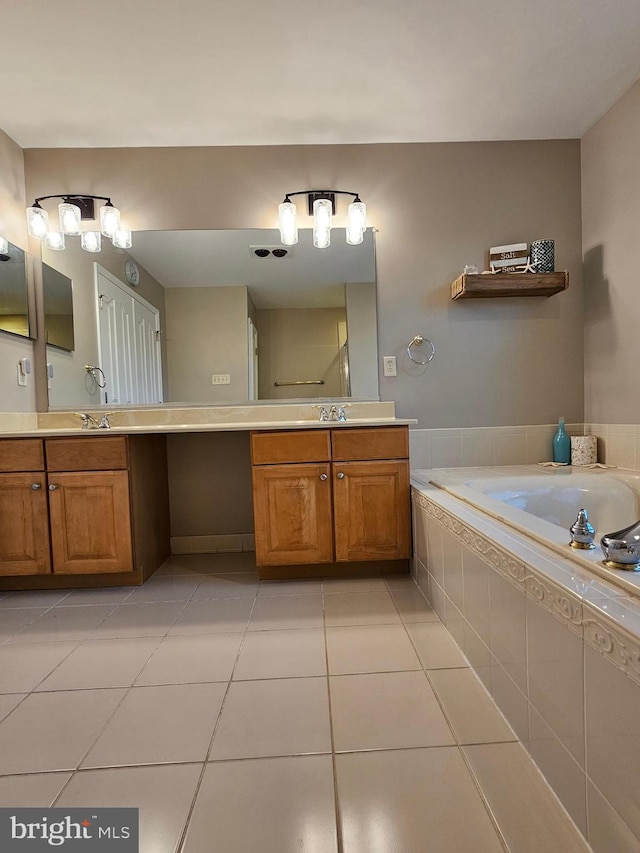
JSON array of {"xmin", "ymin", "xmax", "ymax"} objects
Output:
[{"xmin": 553, "ymin": 417, "xmax": 571, "ymax": 464}]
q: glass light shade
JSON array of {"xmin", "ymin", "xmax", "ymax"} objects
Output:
[
  {"xmin": 346, "ymin": 200, "xmax": 367, "ymax": 245},
  {"xmin": 26, "ymin": 205, "xmax": 49, "ymax": 238},
  {"xmin": 58, "ymin": 202, "xmax": 82, "ymax": 235},
  {"xmin": 278, "ymin": 201, "xmax": 298, "ymax": 246},
  {"xmin": 100, "ymin": 203, "xmax": 121, "ymax": 238},
  {"xmin": 112, "ymin": 229, "xmax": 132, "ymax": 249},
  {"xmin": 313, "ymin": 227, "xmax": 331, "ymax": 249},
  {"xmin": 0, "ymin": 236, "xmax": 8, "ymax": 255},
  {"xmin": 81, "ymin": 231, "xmax": 101, "ymax": 253},
  {"xmin": 313, "ymin": 198, "xmax": 332, "ymax": 232},
  {"xmin": 44, "ymin": 231, "xmax": 65, "ymax": 251}
]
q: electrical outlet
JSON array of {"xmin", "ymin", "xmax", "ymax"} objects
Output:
[
  {"xmin": 383, "ymin": 356, "xmax": 397, "ymax": 377},
  {"xmin": 211, "ymin": 373, "xmax": 231, "ymax": 385},
  {"xmin": 17, "ymin": 364, "xmax": 27, "ymax": 387}
]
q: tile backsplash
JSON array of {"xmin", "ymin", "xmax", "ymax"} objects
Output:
[{"xmin": 410, "ymin": 423, "xmax": 640, "ymax": 471}]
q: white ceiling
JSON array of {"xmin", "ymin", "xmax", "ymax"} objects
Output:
[
  {"xmin": 130, "ymin": 227, "xmax": 376, "ymax": 308},
  {"xmin": 2, "ymin": 0, "xmax": 640, "ymax": 148}
]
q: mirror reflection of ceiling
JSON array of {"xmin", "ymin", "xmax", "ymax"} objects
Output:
[
  {"xmin": 129, "ymin": 229, "xmax": 376, "ymax": 309},
  {"xmin": 2, "ymin": 3, "xmax": 640, "ymax": 147}
]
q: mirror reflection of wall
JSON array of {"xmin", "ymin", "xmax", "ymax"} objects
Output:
[
  {"xmin": 42, "ymin": 263, "xmax": 74, "ymax": 351},
  {"xmin": 0, "ymin": 242, "xmax": 31, "ymax": 340},
  {"xmin": 41, "ymin": 228, "xmax": 378, "ymax": 409}
]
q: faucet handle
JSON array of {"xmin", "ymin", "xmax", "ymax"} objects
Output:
[
  {"xmin": 75, "ymin": 412, "xmax": 97, "ymax": 430},
  {"xmin": 312, "ymin": 405, "xmax": 330, "ymax": 422},
  {"xmin": 98, "ymin": 412, "xmax": 115, "ymax": 429}
]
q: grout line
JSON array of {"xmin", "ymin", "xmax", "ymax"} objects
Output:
[{"xmin": 322, "ymin": 578, "xmax": 346, "ymax": 853}]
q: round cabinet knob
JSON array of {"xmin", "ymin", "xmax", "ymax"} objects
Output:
[
  {"xmin": 337, "ymin": 472, "xmax": 345, "ymax": 480},
  {"xmin": 319, "ymin": 473, "xmax": 328, "ymax": 481},
  {"xmin": 48, "ymin": 484, "xmax": 58, "ymax": 491},
  {"xmin": 31, "ymin": 483, "xmax": 41, "ymax": 491}
]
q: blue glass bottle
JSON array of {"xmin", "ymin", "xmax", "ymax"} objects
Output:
[{"xmin": 553, "ymin": 417, "xmax": 571, "ymax": 464}]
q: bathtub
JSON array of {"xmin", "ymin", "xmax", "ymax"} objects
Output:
[{"xmin": 419, "ymin": 465, "xmax": 640, "ymax": 597}]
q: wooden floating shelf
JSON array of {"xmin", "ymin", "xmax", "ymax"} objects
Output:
[{"xmin": 451, "ymin": 271, "xmax": 569, "ymax": 300}]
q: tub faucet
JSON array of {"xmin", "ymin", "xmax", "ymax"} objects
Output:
[
  {"xmin": 569, "ymin": 509, "xmax": 595, "ymax": 550},
  {"xmin": 601, "ymin": 520, "xmax": 640, "ymax": 570}
]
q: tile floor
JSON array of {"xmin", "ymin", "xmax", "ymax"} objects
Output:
[{"xmin": 0, "ymin": 553, "xmax": 591, "ymax": 852}]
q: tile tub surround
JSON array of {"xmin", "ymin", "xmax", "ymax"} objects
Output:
[
  {"xmin": 0, "ymin": 554, "xmax": 590, "ymax": 853},
  {"xmin": 412, "ymin": 477, "xmax": 640, "ymax": 852}
]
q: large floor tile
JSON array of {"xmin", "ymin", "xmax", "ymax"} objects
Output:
[
  {"xmin": 330, "ymin": 671, "xmax": 454, "ymax": 751},
  {"xmin": 182, "ymin": 755, "xmax": 337, "ymax": 853},
  {"xmin": 406, "ymin": 621, "xmax": 468, "ymax": 669},
  {"xmin": 233, "ymin": 628, "xmax": 326, "ymax": 680},
  {"xmin": 427, "ymin": 667, "xmax": 516, "ymax": 745},
  {"xmin": 0, "ymin": 693, "xmax": 26, "ymax": 722},
  {"xmin": 0, "ymin": 590, "xmax": 69, "ymax": 609},
  {"xmin": 587, "ymin": 781, "xmax": 640, "ymax": 853},
  {"xmin": 323, "ymin": 591, "xmax": 401, "ymax": 627},
  {"xmin": 0, "ymin": 642, "xmax": 77, "ymax": 693},
  {"xmin": 322, "ymin": 577, "xmax": 388, "ymax": 593},
  {"xmin": 258, "ymin": 578, "xmax": 322, "ymax": 596},
  {"xmin": 326, "ymin": 624, "xmax": 421, "ymax": 675},
  {"xmin": 124, "ymin": 575, "xmax": 202, "ymax": 602},
  {"xmin": 336, "ymin": 747, "xmax": 504, "ymax": 852},
  {"xmin": 0, "ymin": 772, "xmax": 72, "ymax": 806},
  {"xmin": 193, "ymin": 573, "xmax": 259, "ymax": 599},
  {"xmin": 463, "ymin": 742, "xmax": 591, "ymax": 852},
  {"xmin": 248, "ymin": 594, "xmax": 324, "ymax": 631},
  {"xmin": 60, "ymin": 586, "xmax": 134, "ymax": 606},
  {"xmin": 168, "ymin": 598, "xmax": 254, "ymax": 635},
  {"xmin": 0, "ymin": 689, "xmax": 125, "ymax": 775},
  {"xmin": 210, "ymin": 677, "xmax": 331, "ymax": 760},
  {"xmin": 82, "ymin": 683, "xmax": 226, "ymax": 768},
  {"xmin": 90, "ymin": 601, "xmax": 186, "ymax": 639},
  {"xmin": 389, "ymin": 587, "xmax": 439, "ymax": 623},
  {"xmin": 35, "ymin": 638, "xmax": 160, "ymax": 691},
  {"xmin": 156, "ymin": 552, "xmax": 257, "ymax": 576},
  {"xmin": 10, "ymin": 604, "xmax": 116, "ymax": 643},
  {"xmin": 136, "ymin": 633, "xmax": 243, "ymax": 685},
  {"xmin": 382, "ymin": 574, "xmax": 418, "ymax": 591},
  {"xmin": 0, "ymin": 607, "xmax": 49, "ymax": 641},
  {"xmin": 57, "ymin": 763, "xmax": 203, "ymax": 853}
]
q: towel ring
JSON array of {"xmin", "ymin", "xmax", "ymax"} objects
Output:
[{"xmin": 407, "ymin": 335, "xmax": 435, "ymax": 365}]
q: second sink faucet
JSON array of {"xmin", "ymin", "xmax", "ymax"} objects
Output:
[{"xmin": 76, "ymin": 412, "xmax": 114, "ymax": 430}]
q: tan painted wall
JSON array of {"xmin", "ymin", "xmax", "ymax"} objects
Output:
[
  {"xmin": 24, "ymin": 140, "xmax": 584, "ymax": 427},
  {"xmin": 582, "ymin": 78, "xmax": 640, "ymax": 424},
  {"xmin": 0, "ymin": 129, "xmax": 36, "ymax": 411},
  {"xmin": 257, "ymin": 306, "xmax": 346, "ymax": 399},
  {"xmin": 164, "ymin": 285, "xmax": 249, "ymax": 402},
  {"xmin": 345, "ymin": 281, "xmax": 378, "ymax": 399}
]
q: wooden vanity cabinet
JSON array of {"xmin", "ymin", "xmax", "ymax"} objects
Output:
[
  {"xmin": 251, "ymin": 426, "xmax": 411, "ymax": 578},
  {"xmin": 0, "ymin": 434, "xmax": 170, "ymax": 590}
]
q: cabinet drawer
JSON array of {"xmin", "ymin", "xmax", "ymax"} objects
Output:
[
  {"xmin": 0, "ymin": 439, "xmax": 44, "ymax": 472},
  {"xmin": 332, "ymin": 427, "xmax": 408, "ymax": 461},
  {"xmin": 251, "ymin": 430, "xmax": 331, "ymax": 465},
  {"xmin": 46, "ymin": 437, "xmax": 129, "ymax": 471}
]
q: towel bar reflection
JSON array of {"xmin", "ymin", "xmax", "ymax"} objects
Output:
[
  {"xmin": 407, "ymin": 336, "xmax": 435, "ymax": 365},
  {"xmin": 274, "ymin": 380, "xmax": 325, "ymax": 387}
]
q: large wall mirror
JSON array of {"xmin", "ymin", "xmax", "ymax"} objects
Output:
[
  {"xmin": 0, "ymin": 241, "xmax": 33, "ymax": 340},
  {"xmin": 41, "ymin": 228, "xmax": 379, "ymax": 409}
]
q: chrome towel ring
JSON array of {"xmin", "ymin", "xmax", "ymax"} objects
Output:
[{"xmin": 407, "ymin": 335, "xmax": 435, "ymax": 365}]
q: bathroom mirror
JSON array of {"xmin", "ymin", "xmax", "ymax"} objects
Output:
[
  {"xmin": 42, "ymin": 262, "xmax": 74, "ymax": 352},
  {"xmin": 0, "ymin": 241, "xmax": 32, "ymax": 340},
  {"xmin": 40, "ymin": 228, "xmax": 379, "ymax": 409}
]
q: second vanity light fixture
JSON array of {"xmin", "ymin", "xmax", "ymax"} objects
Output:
[
  {"xmin": 26, "ymin": 194, "xmax": 132, "ymax": 253},
  {"xmin": 278, "ymin": 190, "xmax": 367, "ymax": 249}
]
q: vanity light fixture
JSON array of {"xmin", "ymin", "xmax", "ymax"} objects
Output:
[
  {"xmin": 277, "ymin": 190, "xmax": 367, "ymax": 248},
  {"xmin": 26, "ymin": 194, "xmax": 131, "ymax": 254}
]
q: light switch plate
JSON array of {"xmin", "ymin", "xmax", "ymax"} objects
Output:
[{"xmin": 212, "ymin": 373, "xmax": 231, "ymax": 385}]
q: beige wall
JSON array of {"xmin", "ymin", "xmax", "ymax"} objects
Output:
[
  {"xmin": 345, "ymin": 281, "xmax": 378, "ymax": 399},
  {"xmin": 24, "ymin": 140, "xmax": 583, "ymax": 427},
  {"xmin": 43, "ymin": 241, "xmax": 166, "ymax": 408},
  {"xmin": 257, "ymin": 306, "xmax": 346, "ymax": 399},
  {"xmin": 0, "ymin": 129, "xmax": 36, "ymax": 412},
  {"xmin": 582, "ymin": 78, "xmax": 640, "ymax": 424},
  {"xmin": 164, "ymin": 285, "xmax": 249, "ymax": 402}
]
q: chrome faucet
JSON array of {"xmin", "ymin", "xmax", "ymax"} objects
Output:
[
  {"xmin": 313, "ymin": 405, "xmax": 330, "ymax": 422},
  {"xmin": 569, "ymin": 509, "xmax": 595, "ymax": 550},
  {"xmin": 97, "ymin": 412, "xmax": 114, "ymax": 429},
  {"xmin": 601, "ymin": 520, "xmax": 640, "ymax": 569},
  {"xmin": 77, "ymin": 413, "xmax": 99, "ymax": 430}
]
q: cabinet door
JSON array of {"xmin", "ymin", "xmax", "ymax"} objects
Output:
[
  {"xmin": 253, "ymin": 463, "xmax": 334, "ymax": 566},
  {"xmin": 333, "ymin": 460, "xmax": 411, "ymax": 562},
  {"xmin": 0, "ymin": 473, "xmax": 51, "ymax": 576},
  {"xmin": 47, "ymin": 471, "xmax": 133, "ymax": 574}
]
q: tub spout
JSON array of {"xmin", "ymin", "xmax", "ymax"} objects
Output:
[
  {"xmin": 601, "ymin": 520, "xmax": 640, "ymax": 570},
  {"xmin": 570, "ymin": 509, "xmax": 595, "ymax": 550}
]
